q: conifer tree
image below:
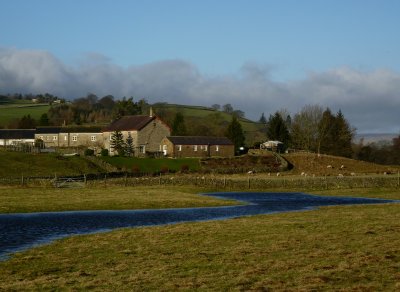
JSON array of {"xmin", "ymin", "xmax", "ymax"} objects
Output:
[
  {"xmin": 110, "ymin": 130, "xmax": 125, "ymax": 156},
  {"xmin": 225, "ymin": 116, "xmax": 245, "ymax": 154},
  {"xmin": 266, "ymin": 112, "xmax": 290, "ymax": 148},
  {"xmin": 171, "ymin": 112, "xmax": 187, "ymax": 136},
  {"xmin": 125, "ymin": 132, "xmax": 134, "ymax": 156}
]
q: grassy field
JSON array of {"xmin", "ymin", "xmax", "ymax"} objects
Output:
[
  {"xmin": 0, "ymin": 103, "xmax": 50, "ymax": 126},
  {"xmin": 0, "ymin": 186, "xmax": 238, "ymax": 213},
  {"xmin": 0, "ymin": 149, "xmax": 104, "ymax": 178},
  {"xmin": 100, "ymin": 156, "xmax": 201, "ymax": 173},
  {"xmin": 0, "ymin": 187, "xmax": 398, "ymax": 290}
]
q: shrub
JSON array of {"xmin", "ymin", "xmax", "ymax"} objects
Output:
[
  {"xmin": 180, "ymin": 164, "xmax": 190, "ymax": 173},
  {"xmin": 84, "ymin": 148, "xmax": 95, "ymax": 156},
  {"xmin": 101, "ymin": 149, "xmax": 109, "ymax": 156},
  {"xmin": 160, "ymin": 165, "xmax": 169, "ymax": 174}
]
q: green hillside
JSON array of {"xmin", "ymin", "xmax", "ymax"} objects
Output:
[
  {"xmin": 0, "ymin": 102, "xmax": 50, "ymax": 127},
  {"xmin": 152, "ymin": 103, "xmax": 267, "ymax": 146}
]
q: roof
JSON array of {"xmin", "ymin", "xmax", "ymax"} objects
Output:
[
  {"xmin": 36, "ymin": 126, "xmax": 102, "ymax": 134},
  {"xmin": 103, "ymin": 115, "xmax": 155, "ymax": 132},
  {"xmin": 166, "ymin": 136, "xmax": 234, "ymax": 145},
  {"xmin": 36, "ymin": 127, "xmax": 61, "ymax": 134},
  {"xmin": 0, "ymin": 129, "xmax": 36, "ymax": 139}
]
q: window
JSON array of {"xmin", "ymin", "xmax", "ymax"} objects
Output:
[
  {"xmin": 46, "ymin": 136, "xmax": 50, "ymax": 140},
  {"xmin": 39, "ymin": 136, "xmax": 43, "ymax": 140},
  {"xmin": 53, "ymin": 136, "xmax": 57, "ymax": 141},
  {"xmin": 204, "ymin": 145, "xmax": 208, "ymax": 151},
  {"xmin": 91, "ymin": 136, "xmax": 96, "ymax": 141},
  {"xmin": 72, "ymin": 136, "xmax": 77, "ymax": 141},
  {"xmin": 193, "ymin": 145, "xmax": 198, "ymax": 151},
  {"xmin": 64, "ymin": 136, "xmax": 67, "ymax": 141},
  {"xmin": 216, "ymin": 145, "xmax": 219, "ymax": 152},
  {"xmin": 178, "ymin": 145, "xmax": 182, "ymax": 151},
  {"xmin": 139, "ymin": 145, "xmax": 146, "ymax": 154}
]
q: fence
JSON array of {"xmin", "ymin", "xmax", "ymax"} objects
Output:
[{"xmin": 1, "ymin": 172, "xmax": 399, "ymax": 190}]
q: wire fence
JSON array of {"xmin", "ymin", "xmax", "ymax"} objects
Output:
[{"xmin": 1, "ymin": 172, "xmax": 399, "ymax": 190}]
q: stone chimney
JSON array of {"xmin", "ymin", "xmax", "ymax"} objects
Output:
[{"xmin": 149, "ymin": 107, "xmax": 153, "ymax": 117}]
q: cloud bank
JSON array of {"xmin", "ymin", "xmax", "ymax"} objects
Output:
[{"xmin": 1, "ymin": 48, "xmax": 399, "ymax": 133}]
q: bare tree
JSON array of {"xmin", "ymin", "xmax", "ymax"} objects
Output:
[{"xmin": 291, "ymin": 105, "xmax": 323, "ymax": 151}]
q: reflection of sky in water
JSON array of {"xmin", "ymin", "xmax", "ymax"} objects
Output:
[{"xmin": 0, "ymin": 192, "xmax": 396, "ymax": 260}]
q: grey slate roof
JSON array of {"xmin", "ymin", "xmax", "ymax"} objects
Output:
[
  {"xmin": 166, "ymin": 136, "xmax": 233, "ymax": 145},
  {"xmin": 35, "ymin": 127, "xmax": 102, "ymax": 134},
  {"xmin": 0, "ymin": 129, "xmax": 36, "ymax": 139},
  {"xmin": 103, "ymin": 116, "xmax": 155, "ymax": 132}
]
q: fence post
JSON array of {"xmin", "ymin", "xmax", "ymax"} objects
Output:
[
  {"xmin": 159, "ymin": 173, "xmax": 162, "ymax": 185},
  {"xmin": 84, "ymin": 174, "xmax": 87, "ymax": 186},
  {"xmin": 21, "ymin": 174, "xmax": 24, "ymax": 186},
  {"xmin": 124, "ymin": 172, "xmax": 128, "ymax": 187},
  {"xmin": 104, "ymin": 174, "xmax": 107, "ymax": 188}
]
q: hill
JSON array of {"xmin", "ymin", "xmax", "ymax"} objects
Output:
[
  {"xmin": 282, "ymin": 152, "xmax": 398, "ymax": 176},
  {"xmin": 0, "ymin": 100, "xmax": 50, "ymax": 127},
  {"xmin": 152, "ymin": 103, "xmax": 267, "ymax": 146}
]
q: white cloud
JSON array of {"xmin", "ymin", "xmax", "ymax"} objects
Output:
[{"xmin": 0, "ymin": 48, "xmax": 399, "ymax": 133}]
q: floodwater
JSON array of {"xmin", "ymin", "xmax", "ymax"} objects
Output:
[{"xmin": 0, "ymin": 192, "xmax": 396, "ymax": 260}]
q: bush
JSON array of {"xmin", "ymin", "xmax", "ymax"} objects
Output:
[
  {"xmin": 180, "ymin": 164, "xmax": 190, "ymax": 173},
  {"xmin": 101, "ymin": 149, "xmax": 109, "ymax": 156},
  {"xmin": 84, "ymin": 149, "xmax": 95, "ymax": 156}
]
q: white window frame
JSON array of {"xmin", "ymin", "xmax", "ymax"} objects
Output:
[
  {"xmin": 53, "ymin": 136, "xmax": 57, "ymax": 141},
  {"xmin": 64, "ymin": 136, "xmax": 67, "ymax": 141},
  {"xmin": 193, "ymin": 145, "xmax": 198, "ymax": 151},
  {"xmin": 140, "ymin": 145, "xmax": 146, "ymax": 154},
  {"xmin": 216, "ymin": 145, "xmax": 219, "ymax": 152},
  {"xmin": 72, "ymin": 136, "xmax": 77, "ymax": 141},
  {"xmin": 178, "ymin": 145, "xmax": 182, "ymax": 151},
  {"xmin": 91, "ymin": 135, "xmax": 96, "ymax": 141},
  {"xmin": 204, "ymin": 145, "xmax": 208, "ymax": 151}
]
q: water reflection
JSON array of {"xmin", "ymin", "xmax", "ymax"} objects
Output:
[{"xmin": 0, "ymin": 192, "xmax": 396, "ymax": 260}]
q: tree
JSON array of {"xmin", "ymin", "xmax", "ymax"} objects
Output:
[
  {"xmin": 112, "ymin": 97, "xmax": 142, "ymax": 120},
  {"xmin": 332, "ymin": 110, "xmax": 354, "ymax": 157},
  {"xmin": 232, "ymin": 110, "xmax": 245, "ymax": 119},
  {"xmin": 171, "ymin": 112, "xmax": 187, "ymax": 136},
  {"xmin": 222, "ymin": 103, "xmax": 234, "ymax": 114},
  {"xmin": 125, "ymin": 132, "xmax": 134, "ymax": 156},
  {"xmin": 211, "ymin": 104, "xmax": 221, "ymax": 111},
  {"xmin": 291, "ymin": 105, "xmax": 323, "ymax": 151},
  {"xmin": 317, "ymin": 108, "xmax": 336, "ymax": 155},
  {"xmin": 39, "ymin": 113, "xmax": 50, "ymax": 126},
  {"xmin": 259, "ymin": 112, "xmax": 267, "ymax": 124},
  {"xmin": 225, "ymin": 116, "xmax": 245, "ymax": 154},
  {"xmin": 18, "ymin": 114, "xmax": 36, "ymax": 129},
  {"xmin": 110, "ymin": 130, "xmax": 125, "ymax": 156},
  {"xmin": 266, "ymin": 112, "xmax": 290, "ymax": 148}
]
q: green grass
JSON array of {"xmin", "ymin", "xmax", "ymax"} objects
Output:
[
  {"xmin": 0, "ymin": 150, "xmax": 104, "ymax": 177},
  {"xmin": 0, "ymin": 103, "xmax": 50, "ymax": 126},
  {"xmin": 101, "ymin": 156, "xmax": 201, "ymax": 173},
  {"xmin": 0, "ymin": 187, "xmax": 399, "ymax": 290},
  {"xmin": 0, "ymin": 186, "xmax": 239, "ymax": 213}
]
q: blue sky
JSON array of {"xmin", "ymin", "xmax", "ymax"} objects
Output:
[{"xmin": 1, "ymin": 0, "xmax": 400, "ymax": 133}]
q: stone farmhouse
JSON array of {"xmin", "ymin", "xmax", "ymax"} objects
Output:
[
  {"xmin": 160, "ymin": 136, "xmax": 234, "ymax": 158},
  {"xmin": 102, "ymin": 115, "xmax": 171, "ymax": 156}
]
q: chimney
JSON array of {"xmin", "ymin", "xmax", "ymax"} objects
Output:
[{"xmin": 149, "ymin": 107, "xmax": 153, "ymax": 117}]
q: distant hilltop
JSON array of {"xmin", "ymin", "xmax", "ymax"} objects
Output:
[{"xmin": 354, "ymin": 133, "xmax": 398, "ymax": 145}]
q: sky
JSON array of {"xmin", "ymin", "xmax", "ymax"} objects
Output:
[{"xmin": 1, "ymin": 0, "xmax": 400, "ymax": 133}]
